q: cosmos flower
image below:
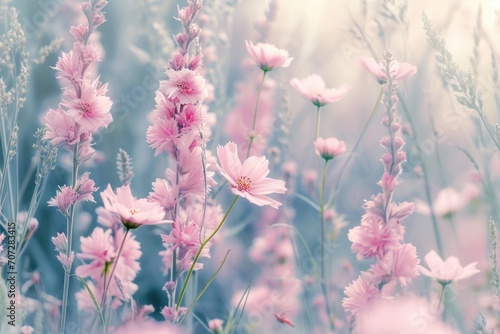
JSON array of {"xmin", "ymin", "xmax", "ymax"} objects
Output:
[
  {"xmin": 290, "ymin": 74, "xmax": 350, "ymax": 107},
  {"xmin": 245, "ymin": 40, "xmax": 293, "ymax": 72},
  {"xmin": 418, "ymin": 250, "xmax": 480, "ymax": 285},
  {"xmin": 216, "ymin": 142, "xmax": 286, "ymax": 209},
  {"xmin": 314, "ymin": 137, "xmax": 346, "ymax": 160},
  {"xmin": 359, "ymin": 56, "xmax": 417, "ymax": 84}
]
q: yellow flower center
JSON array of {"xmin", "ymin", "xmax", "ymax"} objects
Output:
[
  {"xmin": 130, "ymin": 208, "xmax": 141, "ymax": 215},
  {"xmin": 236, "ymin": 176, "xmax": 252, "ymax": 192}
]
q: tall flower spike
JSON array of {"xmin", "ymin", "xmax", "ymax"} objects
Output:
[{"xmin": 216, "ymin": 142, "xmax": 286, "ymax": 209}]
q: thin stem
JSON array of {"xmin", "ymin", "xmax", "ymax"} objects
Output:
[
  {"xmin": 437, "ymin": 283, "xmax": 446, "ymax": 316},
  {"xmin": 176, "ymin": 196, "xmax": 239, "ymax": 309},
  {"xmin": 332, "ymin": 86, "xmax": 383, "ymax": 201},
  {"xmin": 246, "ymin": 71, "xmax": 267, "ymax": 158},
  {"xmin": 100, "ymin": 228, "xmax": 130, "ymax": 311},
  {"xmin": 315, "ymin": 105, "xmax": 321, "ymax": 141},
  {"xmin": 60, "ymin": 144, "xmax": 79, "ymax": 334},
  {"xmin": 319, "ymin": 159, "xmax": 334, "ymax": 331}
]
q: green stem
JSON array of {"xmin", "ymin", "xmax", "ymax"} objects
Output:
[
  {"xmin": 438, "ymin": 283, "xmax": 447, "ymax": 319},
  {"xmin": 176, "ymin": 196, "xmax": 239, "ymax": 309},
  {"xmin": 246, "ymin": 71, "xmax": 267, "ymax": 158},
  {"xmin": 100, "ymin": 228, "xmax": 130, "ymax": 312},
  {"xmin": 319, "ymin": 160, "xmax": 334, "ymax": 331},
  {"xmin": 60, "ymin": 144, "xmax": 79, "ymax": 334}
]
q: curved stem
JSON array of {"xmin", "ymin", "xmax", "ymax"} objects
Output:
[
  {"xmin": 246, "ymin": 71, "xmax": 267, "ymax": 158},
  {"xmin": 319, "ymin": 160, "xmax": 335, "ymax": 331},
  {"xmin": 176, "ymin": 196, "xmax": 239, "ymax": 309},
  {"xmin": 60, "ymin": 144, "xmax": 79, "ymax": 334}
]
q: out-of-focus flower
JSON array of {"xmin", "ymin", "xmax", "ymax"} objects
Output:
[
  {"xmin": 359, "ymin": 56, "xmax": 417, "ymax": 84},
  {"xmin": 419, "ymin": 250, "xmax": 480, "ymax": 285},
  {"xmin": 208, "ymin": 318, "xmax": 224, "ymax": 332},
  {"xmin": 160, "ymin": 68, "xmax": 207, "ymax": 104},
  {"xmin": 245, "ymin": 40, "xmax": 293, "ymax": 72},
  {"xmin": 342, "ymin": 275, "xmax": 380, "ymax": 316},
  {"xmin": 290, "ymin": 74, "xmax": 350, "ymax": 107},
  {"xmin": 216, "ymin": 142, "xmax": 286, "ymax": 209},
  {"xmin": 148, "ymin": 178, "xmax": 179, "ymax": 212},
  {"xmin": 112, "ymin": 320, "xmax": 184, "ymax": 334},
  {"xmin": 314, "ymin": 137, "xmax": 346, "ymax": 160},
  {"xmin": 370, "ymin": 243, "xmax": 420, "ymax": 287},
  {"xmin": 100, "ymin": 184, "xmax": 170, "ymax": 229},
  {"xmin": 354, "ymin": 296, "xmax": 459, "ymax": 334},
  {"xmin": 415, "ymin": 184, "xmax": 480, "ymax": 217}
]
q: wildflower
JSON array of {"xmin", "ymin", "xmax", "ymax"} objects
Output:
[
  {"xmin": 370, "ymin": 243, "xmax": 420, "ymax": 287},
  {"xmin": 245, "ymin": 40, "xmax": 293, "ymax": 72},
  {"xmin": 48, "ymin": 185, "xmax": 77, "ymax": 216},
  {"xmin": 51, "ymin": 233, "xmax": 68, "ymax": 253},
  {"xmin": 43, "ymin": 107, "xmax": 90, "ymax": 147},
  {"xmin": 53, "ymin": 50, "xmax": 83, "ymax": 85},
  {"xmin": 160, "ymin": 68, "xmax": 207, "ymax": 104},
  {"xmin": 62, "ymin": 80, "xmax": 113, "ymax": 133},
  {"xmin": 100, "ymin": 184, "xmax": 170, "ymax": 229},
  {"xmin": 161, "ymin": 306, "xmax": 187, "ymax": 322},
  {"xmin": 160, "ymin": 221, "xmax": 202, "ymax": 256},
  {"xmin": 146, "ymin": 117, "xmax": 179, "ymax": 157},
  {"xmin": 342, "ymin": 275, "xmax": 380, "ymax": 316},
  {"xmin": 148, "ymin": 178, "xmax": 179, "ymax": 212},
  {"xmin": 419, "ymin": 250, "xmax": 480, "ymax": 285},
  {"xmin": 208, "ymin": 319, "xmax": 224, "ymax": 332},
  {"xmin": 74, "ymin": 172, "xmax": 98, "ymax": 202},
  {"xmin": 75, "ymin": 227, "xmax": 115, "ymax": 279},
  {"xmin": 290, "ymin": 74, "xmax": 351, "ymax": 107},
  {"xmin": 216, "ymin": 142, "xmax": 286, "ymax": 209},
  {"xmin": 56, "ymin": 252, "xmax": 75, "ymax": 271},
  {"xmin": 359, "ymin": 56, "xmax": 417, "ymax": 84},
  {"xmin": 314, "ymin": 137, "xmax": 346, "ymax": 160}
]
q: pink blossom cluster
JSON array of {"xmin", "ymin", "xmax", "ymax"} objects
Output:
[
  {"xmin": 43, "ymin": 0, "xmax": 112, "ymax": 163},
  {"xmin": 144, "ymin": 0, "xmax": 222, "ymax": 319},
  {"xmin": 343, "ymin": 50, "xmax": 419, "ymax": 318},
  {"xmin": 74, "ymin": 224, "xmax": 142, "ymax": 311}
]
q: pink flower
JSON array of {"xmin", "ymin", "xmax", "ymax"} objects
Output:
[
  {"xmin": 51, "ymin": 233, "xmax": 68, "ymax": 253},
  {"xmin": 245, "ymin": 40, "xmax": 293, "ymax": 72},
  {"xmin": 314, "ymin": 137, "xmax": 346, "ymax": 160},
  {"xmin": 146, "ymin": 118, "xmax": 179, "ymax": 157},
  {"xmin": 43, "ymin": 107, "xmax": 90, "ymax": 147},
  {"xmin": 53, "ymin": 50, "xmax": 83, "ymax": 85},
  {"xmin": 76, "ymin": 227, "xmax": 116, "ymax": 279},
  {"xmin": 48, "ymin": 185, "xmax": 77, "ymax": 216},
  {"xmin": 100, "ymin": 184, "xmax": 170, "ymax": 229},
  {"xmin": 161, "ymin": 221, "xmax": 202, "ymax": 256},
  {"xmin": 160, "ymin": 68, "xmax": 207, "ymax": 104},
  {"xmin": 74, "ymin": 172, "xmax": 98, "ymax": 202},
  {"xmin": 370, "ymin": 243, "xmax": 420, "ymax": 287},
  {"xmin": 342, "ymin": 275, "xmax": 380, "ymax": 316},
  {"xmin": 348, "ymin": 213, "xmax": 402, "ymax": 260},
  {"xmin": 208, "ymin": 318, "xmax": 224, "ymax": 332},
  {"xmin": 359, "ymin": 56, "xmax": 417, "ymax": 84},
  {"xmin": 290, "ymin": 74, "xmax": 350, "ymax": 107},
  {"xmin": 148, "ymin": 178, "xmax": 179, "ymax": 212},
  {"xmin": 418, "ymin": 250, "xmax": 480, "ymax": 285},
  {"xmin": 216, "ymin": 142, "xmax": 286, "ymax": 209},
  {"xmin": 62, "ymin": 80, "xmax": 113, "ymax": 132}
]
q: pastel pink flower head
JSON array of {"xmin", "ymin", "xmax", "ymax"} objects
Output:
[
  {"xmin": 100, "ymin": 184, "xmax": 171, "ymax": 229},
  {"xmin": 245, "ymin": 40, "xmax": 293, "ymax": 72},
  {"xmin": 208, "ymin": 319, "xmax": 224, "ymax": 332},
  {"xmin": 43, "ymin": 106, "xmax": 90, "ymax": 147},
  {"xmin": 62, "ymin": 79, "xmax": 113, "ymax": 133},
  {"xmin": 48, "ymin": 185, "xmax": 77, "ymax": 216},
  {"xmin": 216, "ymin": 142, "xmax": 286, "ymax": 209},
  {"xmin": 314, "ymin": 137, "xmax": 346, "ymax": 161},
  {"xmin": 290, "ymin": 74, "xmax": 351, "ymax": 107},
  {"xmin": 359, "ymin": 56, "xmax": 417, "ymax": 84},
  {"xmin": 419, "ymin": 250, "xmax": 480, "ymax": 285},
  {"xmin": 160, "ymin": 68, "xmax": 207, "ymax": 104}
]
